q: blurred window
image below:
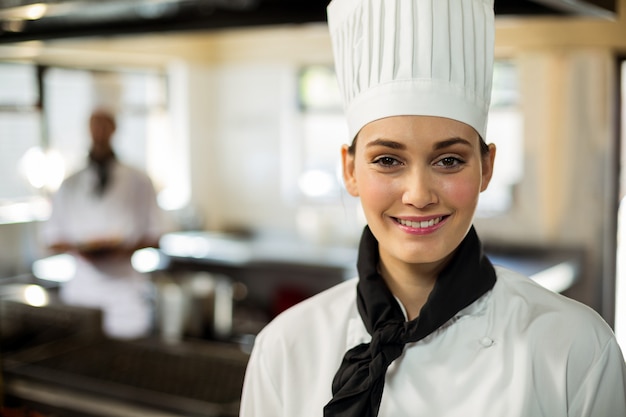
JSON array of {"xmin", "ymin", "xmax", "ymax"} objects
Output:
[
  {"xmin": 0, "ymin": 63, "xmax": 46, "ymax": 222},
  {"xmin": 285, "ymin": 65, "xmax": 347, "ymax": 204},
  {"xmin": 0, "ymin": 63, "xmax": 38, "ymax": 106},
  {"xmin": 477, "ymin": 60, "xmax": 524, "ymax": 216}
]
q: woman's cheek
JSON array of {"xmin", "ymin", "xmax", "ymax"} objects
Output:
[
  {"xmin": 440, "ymin": 175, "xmax": 481, "ymax": 206},
  {"xmin": 357, "ymin": 172, "xmax": 396, "ymax": 208},
  {"xmin": 360, "ymin": 181, "xmax": 391, "ymax": 206}
]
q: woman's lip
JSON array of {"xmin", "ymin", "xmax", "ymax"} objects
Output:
[{"xmin": 393, "ymin": 215, "xmax": 450, "ymax": 234}]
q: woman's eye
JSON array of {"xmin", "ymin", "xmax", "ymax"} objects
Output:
[
  {"xmin": 436, "ymin": 156, "xmax": 463, "ymax": 168},
  {"xmin": 373, "ymin": 156, "xmax": 401, "ymax": 167}
]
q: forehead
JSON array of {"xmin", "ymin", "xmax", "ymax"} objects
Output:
[{"xmin": 357, "ymin": 115, "xmax": 479, "ymax": 146}]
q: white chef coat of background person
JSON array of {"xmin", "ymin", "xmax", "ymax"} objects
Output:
[
  {"xmin": 240, "ymin": 0, "xmax": 626, "ymax": 416},
  {"xmin": 41, "ymin": 108, "xmax": 165, "ymax": 340}
]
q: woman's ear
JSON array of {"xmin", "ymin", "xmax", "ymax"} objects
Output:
[
  {"xmin": 341, "ymin": 144, "xmax": 359, "ymax": 197},
  {"xmin": 480, "ymin": 143, "xmax": 497, "ymax": 192}
]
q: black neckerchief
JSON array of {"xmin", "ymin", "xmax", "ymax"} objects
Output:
[
  {"xmin": 89, "ymin": 150, "xmax": 116, "ymax": 197},
  {"xmin": 324, "ymin": 225, "xmax": 496, "ymax": 417}
]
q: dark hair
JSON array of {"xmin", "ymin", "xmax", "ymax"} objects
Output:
[
  {"xmin": 90, "ymin": 109, "xmax": 117, "ymax": 131},
  {"xmin": 478, "ymin": 136, "xmax": 490, "ymax": 156}
]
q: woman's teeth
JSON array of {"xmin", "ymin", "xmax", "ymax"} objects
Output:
[{"xmin": 397, "ymin": 217, "xmax": 442, "ymax": 228}]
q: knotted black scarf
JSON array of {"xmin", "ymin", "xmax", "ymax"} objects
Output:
[
  {"xmin": 89, "ymin": 151, "xmax": 116, "ymax": 196},
  {"xmin": 324, "ymin": 225, "xmax": 496, "ymax": 417}
]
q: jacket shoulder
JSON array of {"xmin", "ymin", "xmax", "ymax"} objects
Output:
[
  {"xmin": 494, "ymin": 266, "xmax": 616, "ymax": 344},
  {"xmin": 255, "ymin": 278, "xmax": 358, "ymax": 347}
]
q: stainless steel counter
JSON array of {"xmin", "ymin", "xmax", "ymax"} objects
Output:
[
  {"xmin": 3, "ymin": 337, "xmax": 249, "ymax": 417},
  {"xmin": 1, "ymin": 299, "xmax": 249, "ymax": 417}
]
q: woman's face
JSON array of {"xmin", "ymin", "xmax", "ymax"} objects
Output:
[{"xmin": 342, "ymin": 115, "xmax": 496, "ymax": 271}]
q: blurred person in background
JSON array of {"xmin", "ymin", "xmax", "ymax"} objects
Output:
[{"xmin": 41, "ymin": 108, "xmax": 164, "ymax": 339}]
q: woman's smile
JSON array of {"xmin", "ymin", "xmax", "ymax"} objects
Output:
[{"xmin": 392, "ymin": 214, "xmax": 450, "ymax": 235}]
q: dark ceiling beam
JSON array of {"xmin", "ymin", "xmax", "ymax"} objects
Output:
[
  {"xmin": 530, "ymin": 0, "xmax": 616, "ymax": 17},
  {"xmin": 0, "ymin": 0, "xmax": 617, "ymax": 44}
]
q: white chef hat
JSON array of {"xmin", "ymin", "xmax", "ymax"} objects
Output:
[{"xmin": 327, "ymin": 0, "xmax": 495, "ymax": 140}]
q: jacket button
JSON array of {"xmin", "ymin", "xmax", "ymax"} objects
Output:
[{"xmin": 480, "ymin": 337, "xmax": 494, "ymax": 347}]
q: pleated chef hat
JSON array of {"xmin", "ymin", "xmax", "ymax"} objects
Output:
[{"xmin": 327, "ymin": 0, "xmax": 495, "ymax": 140}]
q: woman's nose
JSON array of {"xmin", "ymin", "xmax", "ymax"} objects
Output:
[{"xmin": 401, "ymin": 169, "xmax": 437, "ymax": 209}]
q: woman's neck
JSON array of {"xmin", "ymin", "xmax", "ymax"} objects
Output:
[{"xmin": 378, "ymin": 252, "xmax": 451, "ymax": 321}]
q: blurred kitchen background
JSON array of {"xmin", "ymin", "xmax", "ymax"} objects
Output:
[{"xmin": 1, "ymin": 0, "xmax": 626, "ymax": 416}]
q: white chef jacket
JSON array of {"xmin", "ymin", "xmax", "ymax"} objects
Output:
[
  {"xmin": 42, "ymin": 160, "xmax": 163, "ymax": 339},
  {"xmin": 240, "ymin": 266, "xmax": 626, "ymax": 417}
]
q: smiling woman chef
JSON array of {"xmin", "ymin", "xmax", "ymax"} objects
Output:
[{"xmin": 239, "ymin": 0, "xmax": 626, "ymax": 416}]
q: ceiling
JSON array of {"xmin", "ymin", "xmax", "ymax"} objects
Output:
[{"xmin": 0, "ymin": 0, "xmax": 618, "ymax": 44}]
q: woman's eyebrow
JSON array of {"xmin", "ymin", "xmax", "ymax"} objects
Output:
[
  {"xmin": 433, "ymin": 137, "xmax": 473, "ymax": 150},
  {"xmin": 365, "ymin": 138, "xmax": 406, "ymax": 150},
  {"xmin": 366, "ymin": 137, "xmax": 472, "ymax": 150}
]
